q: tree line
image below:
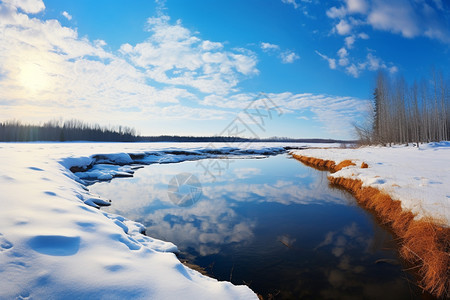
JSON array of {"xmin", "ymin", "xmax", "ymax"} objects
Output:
[
  {"xmin": 356, "ymin": 71, "xmax": 449, "ymax": 145},
  {"xmin": 0, "ymin": 119, "xmax": 350, "ymax": 143},
  {"xmin": 0, "ymin": 119, "xmax": 137, "ymax": 142}
]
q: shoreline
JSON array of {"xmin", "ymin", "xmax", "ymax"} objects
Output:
[{"xmin": 291, "ymin": 153, "xmax": 449, "ymax": 298}]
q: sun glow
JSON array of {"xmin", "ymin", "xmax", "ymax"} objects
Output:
[{"xmin": 18, "ymin": 63, "xmax": 50, "ymax": 92}]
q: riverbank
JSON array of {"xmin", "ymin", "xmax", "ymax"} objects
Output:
[{"xmin": 291, "ymin": 142, "xmax": 449, "ymax": 298}]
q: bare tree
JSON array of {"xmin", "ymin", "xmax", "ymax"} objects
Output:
[{"xmin": 368, "ymin": 71, "xmax": 449, "ymax": 145}]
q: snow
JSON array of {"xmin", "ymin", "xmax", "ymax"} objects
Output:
[
  {"xmin": 63, "ymin": 144, "xmax": 298, "ymax": 185},
  {"xmin": 0, "ymin": 142, "xmax": 314, "ymax": 300},
  {"xmin": 291, "ymin": 142, "xmax": 450, "ymax": 227}
]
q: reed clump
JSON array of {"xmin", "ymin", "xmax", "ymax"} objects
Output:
[
  {"xmin": 400, "ymin": 220, "xmax": 450, "ymax": 297},
  {"xmin": 335, "ymin": 160, "xmax": 356, "ymax": 171},
  {"xmin": 294, "ymin": 155, "xmax": 336, "ymax": 171}
]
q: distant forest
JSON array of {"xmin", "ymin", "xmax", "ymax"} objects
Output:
[
  {"xmin": 0, "ymin": 119, "xmax": 347, "ymax": 143},
  {"xmin": 356, "ymin": 71, "xmax": 449, "ymax": 145},
  {"xmin": 0, "ymin": 120, "xmax": 137, "ymax": 142}
]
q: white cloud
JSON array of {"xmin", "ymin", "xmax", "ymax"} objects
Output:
[
  {"xmin": 335, "ymin": 19, "xmax": 352, "ymax": 35},
  {"xmin": 2, "ymin": 0, "xmax": 45, "ymax": 14},
  {"xmin": 388, "ymin": 65, "xmax": 398, "ymax": 74},
  {"xmin": 0, "ymin": 0, "xmax": 374, "ymax": 138},
  {"xmin": 281, "ymin": 0, "xmax": 299, "ymax": 9},
  {"xmin": 424, "ymin": 27, "xmax": 450, "ymax": 42},
  {"xmin": 201, "ymin": 40, "xmax": 223, "ymax": 51},
  {"xmin": 316, "ymin": 41, "xmax": 396, "ymax": 78},
  {"xmin": 366, "ymin": 52, "xmax": 384, "ymax": 70},
  {"xmin": 62, "ymin": 11, "xmax": 72, "ymax": 21},
  {"xmin": 281, "ymin": 0, "xmax": 315, "ymax": 17},
  {"xmin": 319, "ymin": 1, "xmax": 435, "ymax": 78},
  {"xmin": 343, "ymin": 53, "xmax": 396, "ymax": 77},
  {"xmin": 348, "ymin": 0, "xmax": 449, "ymax": 43},
  {"xmin": 233, "ymin": 168, "xmax": 262, "ymax": 179},
  {"xmin": 344, "ymin": 35, "xmax": 355, "ymax": 48},
  {"xmin": 94, "ymin": 39, "xmax": 107, "ymax": 47},
  {"xmin": 337, "ymin": 47, "xmax": 347, "ymax": 58},
  {"xmin": 201, "ymin": 93, "xmax": 249, "ymax": 109},
  {"xmin": 358, "ymin": 32, "xmax": 369, "ymax": 39},
  {"xmin": 201, "ymin": 91, "xmax": 371, "ymax": 137},
  {"xmin": 119, "ymin": 15, "xmax": 258, "ymax": 95},
  {"xmin": 280, "ymin": 51, "xmax": 300, "ymax": 63},
  {"xmin": 269, "ymin": 92, "xmax": 371, "ymax": 136},
  {"xmin": 261, "ymin": 42, "xmax": 299, "ymax": 64},
  {"xmin": 345, "ymin": 0, "xmax": 368, "ymax": 14},
  {"xmin": 260, "ymin": 42, "xmax": 280, "ymax": 51},
  {"xmin": 367, "ymin": 1, "xmax": 419, "ymax": 38},
  {"xmin": 346, "ymin": 64, "xmax": 360, "ymax": 77},
  {"xmin": 0, "ymin": 2, "xmax": 261, "ymax": 130},
  {"xmin": 141, "ymin": 198, "xmax": 256, "ymax": 256},
  {"xmin": 0, "ymin": 4, "xmax": 119, "ymax": 111},
  {"xmin": 315, "ymin": 50, "xmax": 337, "ymax": 69},
  {"xmin": 337, "ymin": 47, "xmax": 349, "ymax": 66},
  {"xmin": 326, "ymin": 6, "xmax": 347, "ymax": 19},
  {"xmin": 326, "ymin": 0, "xmax": 368, "ymax": 19},
  {"xmin": 156, "ymin": 104, "xmax": 231, "ymax": 121},
  {"xmin": 325, "ymin": 0, "xmax": 450, "ymax": 48}
]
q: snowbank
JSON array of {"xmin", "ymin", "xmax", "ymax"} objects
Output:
[
  {"xmin": 1, "ymin": 142, "xmax": 301, "ymax": 299},
  {"xmin": 291, "ymin": 142, "xmax": 450, "ymax": 226},
  {"xmin": 61, "ymin": 145, "xmax": 289, "ymax": 186}
]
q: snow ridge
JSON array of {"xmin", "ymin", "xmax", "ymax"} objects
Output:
[{"xmin": 63, "ymin": 146, "xmax": 288, "ymax": 186}]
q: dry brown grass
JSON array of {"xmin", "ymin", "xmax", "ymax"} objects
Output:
[
  {"xmin": 401, "ymin": 220, "xmax": 450, "ymax": 297},
  {"xmin": 292, "ymin": 153, "xmax": 449, "ymax": 298},
  {"xmin": 291, "ymin": 154, "xmax": 339, "ymax": 172},
  {"xmin": 335, "ymin": 160, "xmax": 356, "ymax": 171}
]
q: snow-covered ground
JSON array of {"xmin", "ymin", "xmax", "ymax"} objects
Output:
[
  {"xmin": 0, "ymin": 142, "xmax": 322, "ymax": 300},
  {"xmin": 291, "ymin": 142, "xmax": 450, "ymax": 227}
]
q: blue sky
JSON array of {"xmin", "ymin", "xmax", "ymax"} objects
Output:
[{"xmin": 0, "ymin": 0, "xmax": 449, "ymax": 139}]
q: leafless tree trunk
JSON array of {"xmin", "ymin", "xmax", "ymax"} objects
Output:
[{"xmin": 368, "ymin": 71, "xmax": 449, "ymax": 145}]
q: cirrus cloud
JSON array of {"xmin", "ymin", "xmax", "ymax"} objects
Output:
[{"xmin": 201, "ymin": 91, "xmax": 371, "ymax": 137}]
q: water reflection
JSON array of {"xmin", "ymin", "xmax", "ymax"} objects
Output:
[
  {"xmin": 90, "ymin": 154, "xmax": 423, "ymax": 299},
  {"xmin": 146, "ymin": 199, "xmax": 255, "ymax": 256},
  {"xmin": 91, "ymin": 156, "xmax": 351, "ymax": 255}
]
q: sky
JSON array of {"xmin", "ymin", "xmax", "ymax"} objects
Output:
[{"xmin": 0, "ymin": 0, "xmax": 449, "ymax": 139}]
